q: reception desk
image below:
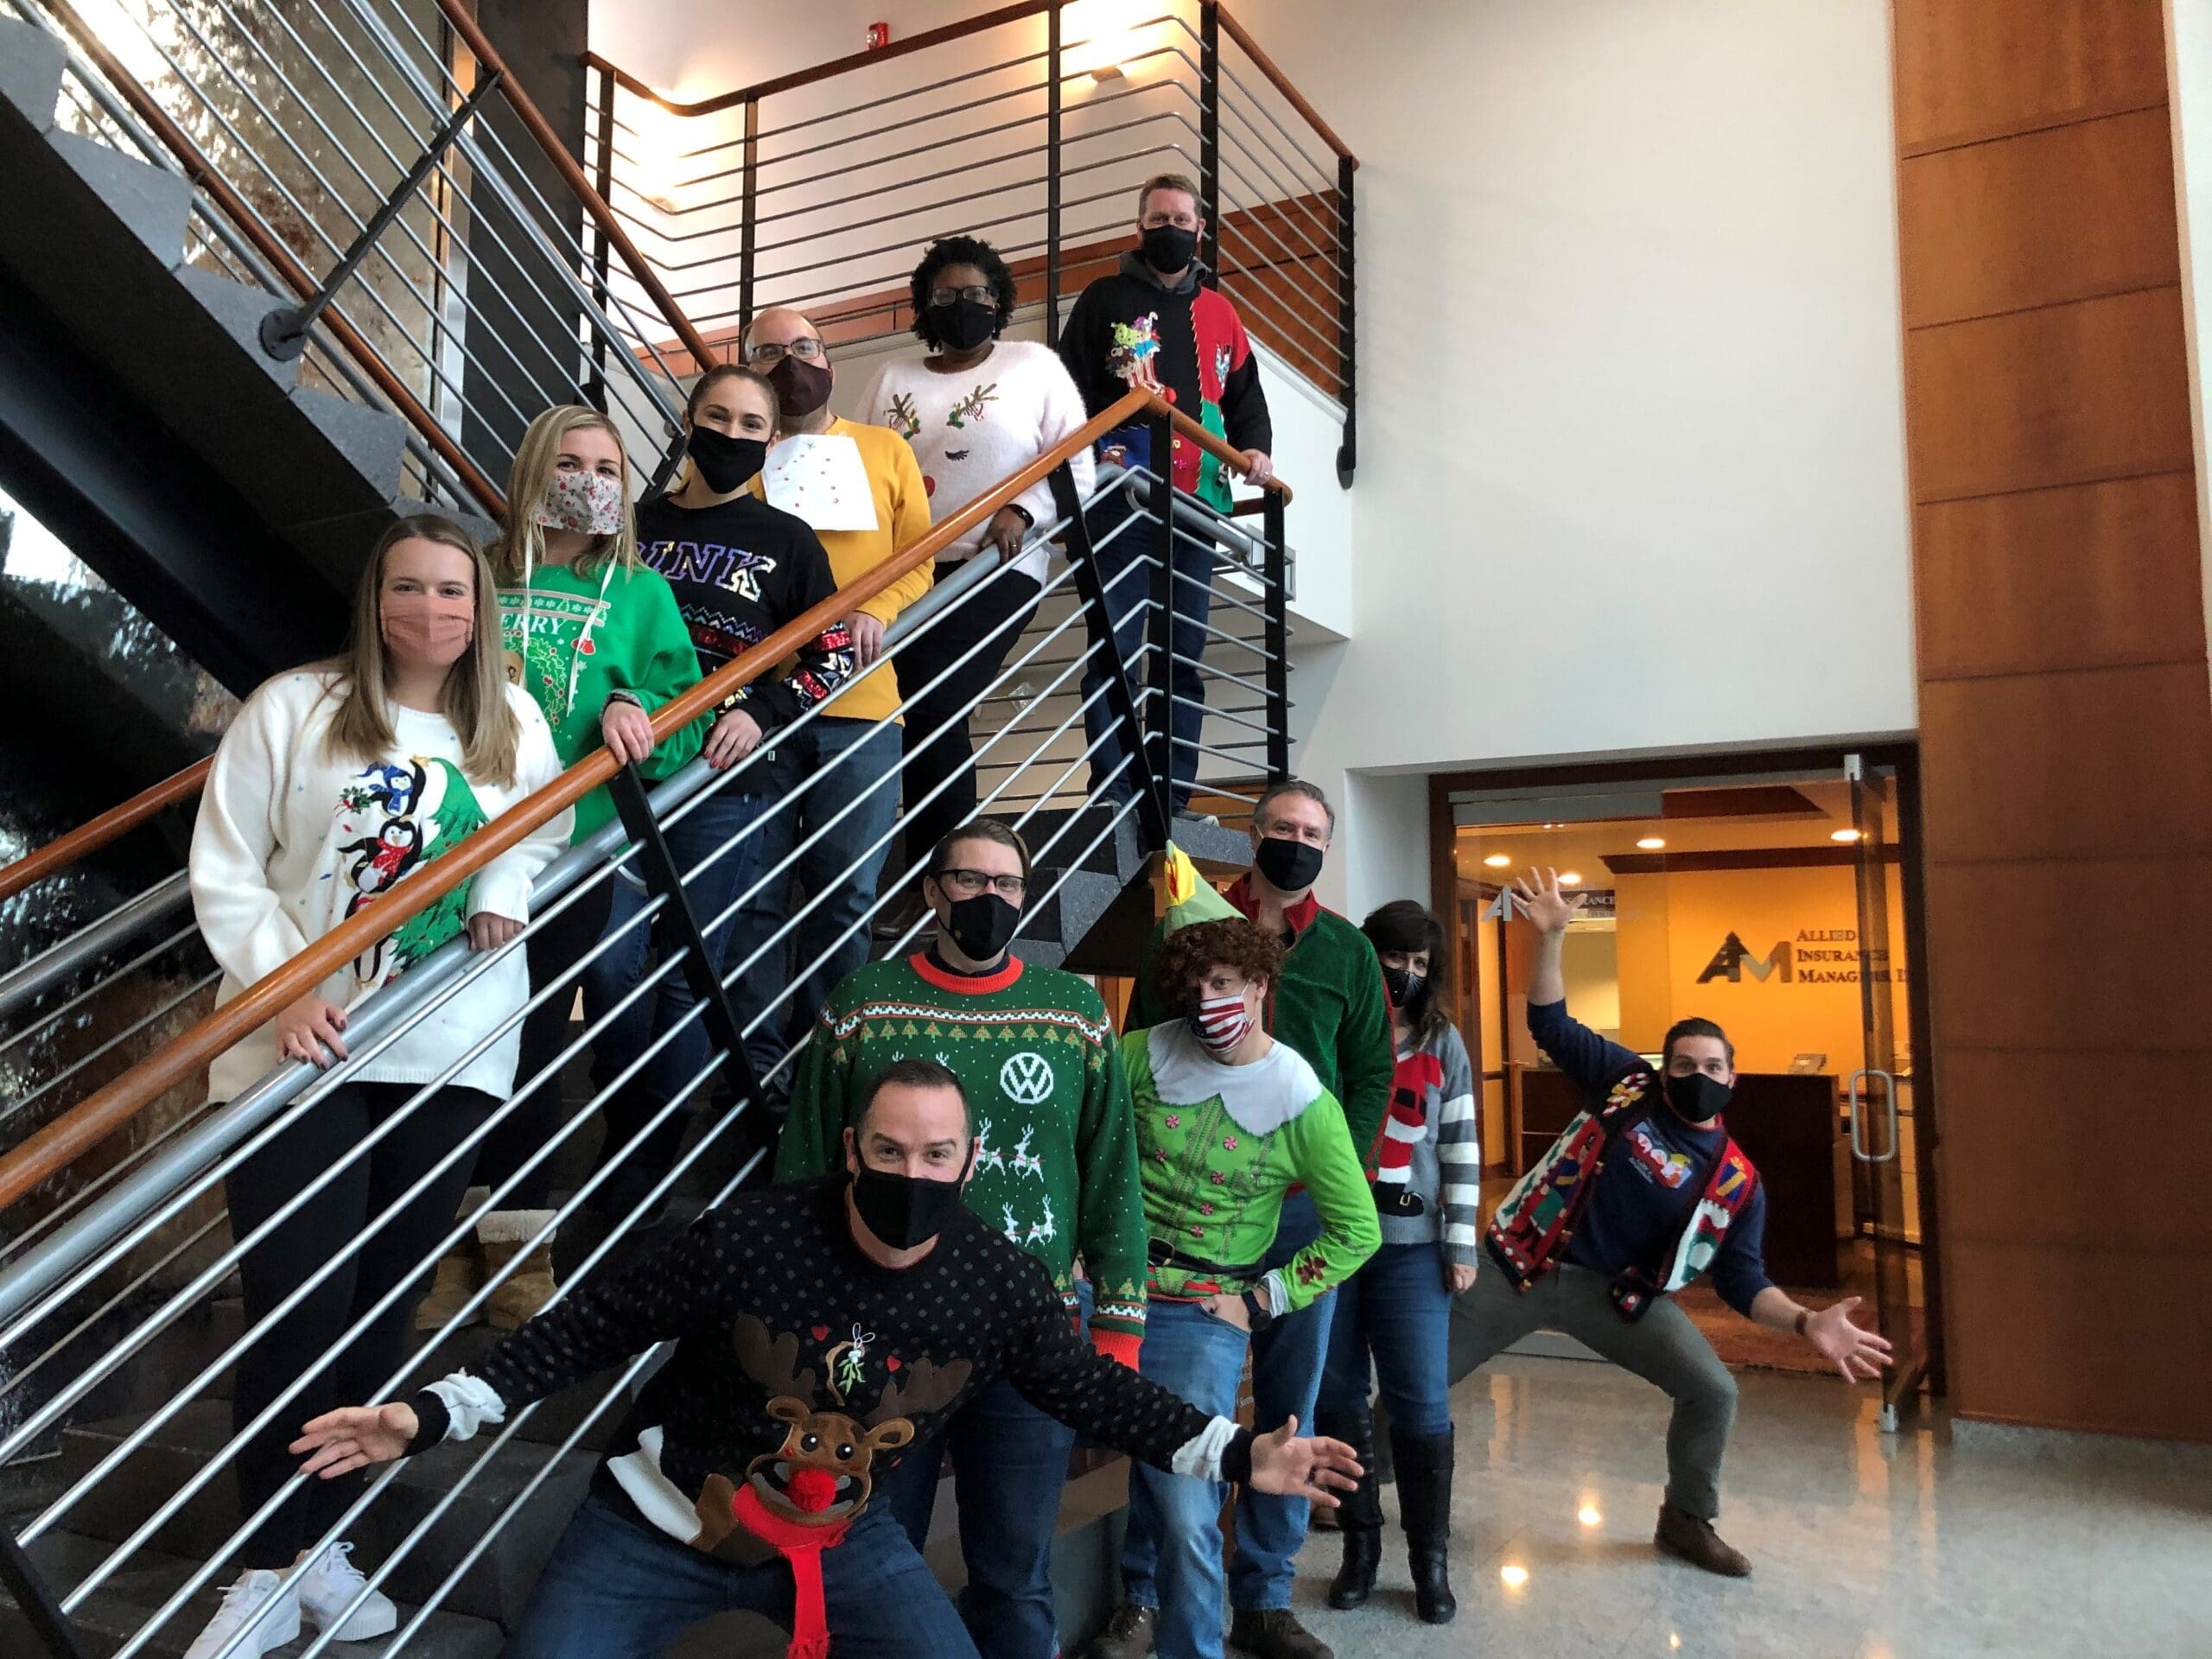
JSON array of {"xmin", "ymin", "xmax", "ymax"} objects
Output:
[{"xmin": 1515, "ymin": 1068, "xmax": 1851, "ymax": 1290}]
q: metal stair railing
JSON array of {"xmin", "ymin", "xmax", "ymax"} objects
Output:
[
  {"xmin": 0, "ymin": 392, "xmax": 1294, "ymax": 1658},
  {"xmin": 10, "ymin": 0, "xmax": 717, "ymax": 515},
  {"xmin": 584, "ymin": 0, "xmax": 1357, "ymax": 481}
]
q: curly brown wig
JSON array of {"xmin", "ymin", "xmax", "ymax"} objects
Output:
[{"xmin": 1152, "ymin": 918, "xmax": 1285, "ymax": 1015}]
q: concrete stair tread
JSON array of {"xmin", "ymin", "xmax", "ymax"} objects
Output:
[{"xmin": 7, "ymin": 1529, "xmax": 504, "ymax": 1659}]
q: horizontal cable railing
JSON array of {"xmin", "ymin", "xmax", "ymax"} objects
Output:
[
  {"xmin": 0, "ymin": 394, "xmax": 1294, "ymax": 1659},
  {"xmin": 581, "ymin": 0, "xmax": 1356, "ymax": 478}
]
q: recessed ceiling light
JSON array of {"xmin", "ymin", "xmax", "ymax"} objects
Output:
[
  {"xmin": 1577, "ymin": 1503, "xmax": 1603, "ymax": 1527},
  {"xmin": 1558, "ymin": 872, "xmax": 1582, "ymax": 886},
  {"xmin": 1499, "ymin": 1564, "xmax": 1529, "ymax": 1588},
  {"xmin": 1482, "ymin": 854, "xmax": 1512, "ymax": 868},
  {"xmin": 1830, "ymin": 828, "xmax": 1862, "ymax": 843},
  {"xmin": 1636, "ymin": 836, "xmax": 1666, "ymax": 850}
]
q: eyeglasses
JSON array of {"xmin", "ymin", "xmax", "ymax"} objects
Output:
[
  {"xmin": 744, "ymin": 337, "xmax": 826, "ymax": 365},
  {"xmin": 934, "ymin": 868, "xmax": 1027, "ymax": 899},
  {"xmin": 929, "ymin": 284, "xmax": 995, "ymax": 308}
]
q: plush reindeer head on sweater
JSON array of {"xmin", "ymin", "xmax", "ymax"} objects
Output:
[{"xmin": 703, "ymin": 1313, "xmax": 972, "ymax": 1541}]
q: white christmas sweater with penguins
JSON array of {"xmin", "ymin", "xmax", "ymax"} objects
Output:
[{"xmin": 776, "ymin": 951, "xmax": 1150, "ymax": 1365}]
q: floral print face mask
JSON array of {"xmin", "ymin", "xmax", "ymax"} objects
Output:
[{"xmin": 534, "ymin": 467, "xmax": 624, "ymax": 536}]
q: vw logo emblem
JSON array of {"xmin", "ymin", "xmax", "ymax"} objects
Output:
[{"xmin": 1000, "ymin": 1052, "xmax": 1054, "ymax": 1106}]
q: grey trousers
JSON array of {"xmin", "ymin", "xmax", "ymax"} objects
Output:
[{"xmin": 1447, "ymin": 1262, "xmax": 1738, "ymax": 1520}]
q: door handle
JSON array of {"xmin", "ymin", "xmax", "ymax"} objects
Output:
[
  {"xmin": 1848, "ymin": 1068, "xmax": 1899, "ymax": 1163},
  {"xmin": 1847, "ymin": 1069, "xmax": 1869, "ymax": 1160}
]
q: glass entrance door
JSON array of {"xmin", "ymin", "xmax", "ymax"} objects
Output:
[{"xmin": 1842, "ymin": 753, "xmax": 1929, "ymax": 1430}]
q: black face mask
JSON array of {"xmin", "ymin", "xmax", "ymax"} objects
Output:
[
  {"xmin": 849, "ymin": 1160, "xmax": 969, "ymax": 1251},
  {"xmin": 1253, "ymin": 835, "xmax": 1324, "ymax": 895},
  {"xmin": 766, "ymin": 355, "xmax": 833, "ymax": 418},
  {"xmin": 942, "ymin": 892, "xmax": 1020, "ymax": 963},
  {"xmin": 686, "ymin": 426, "xmax": 768, "ymax": 493},
  {"xmin": 1140, "ymin": 223, "xmax": 1199, "ymax": 274},
  {"xmin": 1664, "ymin": 1071, "xmax": 1732, "ymax": 1124},
  {"xmin": 929, "ymin": 296, "xmax": 999, "ymax": 353},
  {"xmin": 1382, "ymin": 965, "xmax": 1427, "ymax": 1012}
]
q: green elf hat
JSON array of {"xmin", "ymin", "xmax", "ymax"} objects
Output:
[{"xmin": 1155, "ymin": 842, "xmax": 1240, "ymax": 935}]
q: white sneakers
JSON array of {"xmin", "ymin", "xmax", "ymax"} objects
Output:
[{"xmin": 182, "ymin": 1543, "xmax": 397, "ymax": 1658}]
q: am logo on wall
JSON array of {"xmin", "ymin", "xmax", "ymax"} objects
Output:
[{"xmin": 1695, "ymin": 930, "xmax": 1898, "ymax": 987}]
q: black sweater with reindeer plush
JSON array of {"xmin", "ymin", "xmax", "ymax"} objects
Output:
[{"xmin": 407, "ymin": 1179, "xmax": 1250, "ymax": 1556}]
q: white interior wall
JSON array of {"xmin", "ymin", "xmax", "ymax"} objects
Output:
[{"xmin": 2166, "ymin": 0, "xmax": 2212, "ymax": 694}]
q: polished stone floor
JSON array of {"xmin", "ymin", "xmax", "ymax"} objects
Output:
[{"xmin": 1298, "ymin": 1353, "xmax": 2212, "ymax": 1659}]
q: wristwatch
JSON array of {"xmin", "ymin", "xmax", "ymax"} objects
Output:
[
  {"xmin": 1006, "ymin": 502, "xmax": 1034, "ymax": 528},
  {"xmin": 1241, "ymin": 1289, "xmax": 1275, "ymax": 1334}
]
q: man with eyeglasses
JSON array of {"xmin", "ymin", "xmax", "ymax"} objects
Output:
[
  {"xmin": 1057, "ymin": 171, "xmax": 1274, "ymax": 814},
  {"xmin": 775, "ymin": 818, "xmax": 1149, "ymax": 1659},
  {"xmin": 727, "ymin": 307, "xmax": 933, "ymax": 1102}
]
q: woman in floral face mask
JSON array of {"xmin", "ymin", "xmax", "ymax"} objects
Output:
[
  {"xmin": 427, "ymin": 407, "xmax": 705, "ymax": 1331},
  {"xmin": 1109, "ymin": 918, "xmax": 1381, "ymax": 1659},
  {"xmin": 183, "ymin": 516, "xmax": 571, "ymax": 1656}
]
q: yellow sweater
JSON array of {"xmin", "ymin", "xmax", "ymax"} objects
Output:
[{"xmin": 752, "ymin": 416, "xmax": 933, "ymax": 725}]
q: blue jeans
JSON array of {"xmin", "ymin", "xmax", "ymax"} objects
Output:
[
  {"xmin": 505, "ymin": 1490, "xmax": 978, "ymax": 1659},
  {"xmin": 580, "ymin": 782, "xmax": 768, "ymax": 1205},
  {"xmin": 880, "ymin": 1376, "xmax": 1077, "ymax": 1659},
  {"xmin": 1077, "ymin": 459, "xmax": 1216, "ymax": 811},
  {"xmin": 725, "ymin": 715, "xmax": 901, "ymax": 1095},
  {"xmin": 1235, "ymin": 1191, "xmax": 1335, "ymax": 1610},
  {"xmin": 1318, "ymin": 1241, "xmax": 1454, "ymax": 1438},
  {"xmin": 1117, "ymin": 1298, "xmax": 1249, "ymax": 1659}
]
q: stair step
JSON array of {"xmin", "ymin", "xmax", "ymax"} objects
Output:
[
  {"xmin": 47, "ymin": 129, "xmax": 191, "ymax": 266},
  {"xmin": 2, "ymin": 1529, "xmax": 505, "ymax": 1659},
  {"xmin": 292, "ymin": 389, "xmax": 409, "ymax": 503},
  {"xmin": 0, "ymin": 17, "xmax": 66, "ymax": 133},
  {"xmin": 1018, "ymin": 804, "xmax": 1144, "ymax": 881},
  {"xmin": 54, "ymin": 1397, "xmax": 603, "ymax": 1624},
  {"xmin": 174, "ymin": 266, "xmax": 302, "ymax": 391}
]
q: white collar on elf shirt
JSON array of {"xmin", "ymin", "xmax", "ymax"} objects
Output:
[{"xmin": 1147, "ymin": 1020, "xmax": 1323, "ymax": 1139}]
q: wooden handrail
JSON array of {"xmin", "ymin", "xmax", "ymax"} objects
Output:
[
  {"xmin": 0, "ymin": 760, "xmax": 213, "ymax": 906},
  {"xmin": 35, "ymin": 0, "xmax": 505, "ymax": 513},
  {"xmin": 430, "ymin": 0, "xmax": 720, "ymax": 375},
  {"xmin": 0, "ymin": 388, "xmax": 1292, "ymax": 1209},
  {"xmin": 582, "ymin": 0, "xmax": 1355, "ymax": 166}
]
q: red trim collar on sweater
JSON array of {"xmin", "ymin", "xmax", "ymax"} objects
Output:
[
  {"xmin": 1226, "ymin": 874, "xmax": 1320, "ymax": 940},
  {"xmin": 907, "ymin": 950, "xmax": 1025, "ymax": 995}
]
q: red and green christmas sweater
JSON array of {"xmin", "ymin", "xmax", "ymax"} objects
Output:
[{"xmin": 775, "ymin": 951, "xmax": 1151, "ymax": 1365}]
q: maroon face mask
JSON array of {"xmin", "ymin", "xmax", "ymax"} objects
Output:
[{"xmin": 768, "ymin": 355, "xmax": 833, "ymax": 418}]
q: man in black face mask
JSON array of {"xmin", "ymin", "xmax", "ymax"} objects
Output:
[
  {"xmin": 1447, "ymin": 868, "xmax": 1892, "ymax": 1580},
  {"xmin": 1056, "ymin": 173, "xmax": 1278, "ymax": 815},
  {"xmin": 294, "ymin": 1063, "xmax": 1361, "ymax": 1659},
  {"xmin": 1109, "ymin": 779, "xmax": 1392, "ymax": 1659},
  {"xmin": 775, "ymin": 822, "xmax": 1151, "ymax": 1659}
]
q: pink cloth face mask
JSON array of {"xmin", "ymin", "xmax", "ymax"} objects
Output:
[
  {"xmin": 534, "ymin": 467, "xmax": 624, "ymax": 536},
  {"xmin": 380, "ymin": 592, "xmax": 474, "ymax": 668},
  {"xmin": 1189, "ymin": 992, "xmax": 1256, "ymax": 1057}
]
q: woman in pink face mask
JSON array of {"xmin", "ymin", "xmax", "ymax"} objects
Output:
[
  {"xmin": 185, "ymin": 516, "xmax": 570, "ymax": 1654},
  {"xmin": 1108, "ymin": 917, "xmax": 1382, "ymax": 1659}
]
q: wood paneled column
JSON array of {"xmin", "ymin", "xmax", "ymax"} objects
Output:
[{"xmin": 1893, "ymin": 0, "xmax": 2212, "ymax": 1439}]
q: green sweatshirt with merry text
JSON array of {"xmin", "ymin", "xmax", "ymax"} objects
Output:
[{"xmin": 497, "ymin": 562, "xmax": 705, "ymax": 841}]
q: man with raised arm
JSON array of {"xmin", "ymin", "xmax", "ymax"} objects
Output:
[
  {"xmin": 292, "ymin": 1063, "xmax": 1359, "ymax": 1659},
  {"xmin": 776, "ymin": 819, "xmax": 1150, "ymax": 1659},
  {"xmin": 1448, "ymin": 868, "xmax": 1893, "ymax": 1578}
]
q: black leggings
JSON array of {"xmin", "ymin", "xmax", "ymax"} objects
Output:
[
  {"xmin": 226, "ymin": 1079, "xmax": 494, "ymax": 1568},
  {"xmin": 893, "ymin": 561, "xmax": 1044, "ymax": 889},
  {"xmin": 474, "ymin": 875, "xmax": 615, "ymax": 1209}
]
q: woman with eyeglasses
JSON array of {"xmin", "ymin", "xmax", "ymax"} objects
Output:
[
  {"xmin": 774, "ymin": 816, "xmax": 1149, "ymax": 1659},
  {"xmin": 857, "ymin": 236, "xmax": 1095, "ymax": 928}
]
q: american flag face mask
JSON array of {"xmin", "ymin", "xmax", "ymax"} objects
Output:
[{"xmin": 1189, "ymin": 991, "xmax": 1255, "ymax": 1057}]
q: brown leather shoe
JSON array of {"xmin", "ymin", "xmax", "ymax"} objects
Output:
[
  {"xmin": 1082, "ymin": 1602, "xmax": 1155, "ymax": 1659},
  {"xmin": 1229, "ymin": 1608, "xmax": 1334, "ymax": 1659},
  {"xmin": 1655, "ymin": 1503, "xmax": 1752, "ymax": 1576}
]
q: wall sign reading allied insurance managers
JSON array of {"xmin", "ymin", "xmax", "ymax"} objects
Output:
[{"xmin": 1695, "ymin": 930, "xmax": 1904, "ymax": 986}]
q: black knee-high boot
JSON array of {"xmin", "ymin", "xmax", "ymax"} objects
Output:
[
  {"xmin": 1393, "ymin": 1427, "xmax": 1458, "ymax": 1625},
  {"xmin": 1319, "ymin": 1406, "xmax": 1382, "ymax": 1610}
]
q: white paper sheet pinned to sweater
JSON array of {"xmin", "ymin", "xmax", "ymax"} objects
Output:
[{"xmin": 761, "ymin": 432, "xmax": 879, "ymax": 531}]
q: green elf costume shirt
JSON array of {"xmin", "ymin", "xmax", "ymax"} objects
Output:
[
  {"xmin": 498, "ymin": 560, "xmax": 705, "ymax": 841},
  {"xmin": 775, "ymin": 951, "xmax": 1151, "ymax": 1365},
  {"xmin": 1123, "ymin": 1020, "xmax": 1379, "ymax": 1315}
]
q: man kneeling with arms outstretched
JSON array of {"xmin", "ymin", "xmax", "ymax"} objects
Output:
[
  {"xmin": 291, "ymin": 1061, "xmax": 1361, "ymax": 1659},
  {"xmin": 1449, "ymin": 870, "xmax": 1891, "ymax": 1577}
]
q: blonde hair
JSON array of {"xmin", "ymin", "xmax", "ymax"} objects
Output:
[
  {"xmin": 487, "ymin": 404, "xmax": 639, "ymax": 586},
  {"xmin": 321, "ymin": 515, "xmax": 523, "ymax": 789}
]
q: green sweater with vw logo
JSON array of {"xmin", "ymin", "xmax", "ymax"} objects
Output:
[{"xmin": 775, "ymin": 951, "xmax": 1150, "ymax": 1363}]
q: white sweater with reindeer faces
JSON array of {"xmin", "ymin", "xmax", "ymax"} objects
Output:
[
  {"xmin": 856, "ymin": 340, "xmax": 1096, "ymax": 582},
  {"xmin": 188, "ymin": 670, "xmax": 571, "ymax": 1103}
]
